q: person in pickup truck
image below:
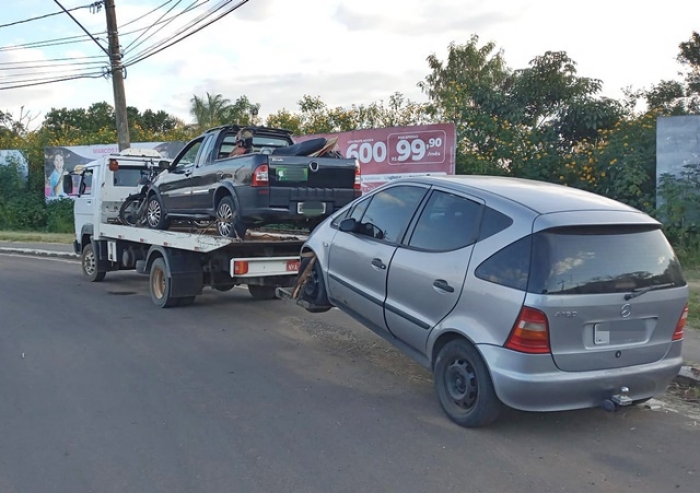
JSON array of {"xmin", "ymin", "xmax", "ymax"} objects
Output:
[{"xmin": 229, "ymin": 128, "xmax": 254, "ymax": 157}]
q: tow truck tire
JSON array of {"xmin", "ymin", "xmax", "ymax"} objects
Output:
[
  {"xmin": 149, "ymin": 258, "xmax": 178, "ymax": 308},
  {"xmin": 82, "ymin": 244, "xmax": 106, "ymax": 282},
  {"xmin": 247, "ymin": 285, "xmax": 278, "ymax": 300}
]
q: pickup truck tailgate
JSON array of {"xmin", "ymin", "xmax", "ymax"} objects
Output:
[
  {"xmin": 268, "ymin": 156, "xmax": 355, "ymax": 188},
  {"xmin": 267, "ymin": 156, "xmax": 357, "ymax": 208}
]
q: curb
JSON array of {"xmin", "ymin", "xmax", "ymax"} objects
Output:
[
  {"xmin": 677, "ymin": 364, "xmax": 700, "ymax": 387},
  {"xmin": 0, "ymin": 247, "xmax": 78, "ymax": 260}
]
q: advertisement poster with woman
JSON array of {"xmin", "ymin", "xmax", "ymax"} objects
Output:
[{"xmin": 44, "ymin": 141, "xmax": 184, "ymax": 200}]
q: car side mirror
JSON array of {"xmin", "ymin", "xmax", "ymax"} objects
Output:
[
  {"xmin": 62, "ymin": 175, "xmax": 73, "ymax": 195},
  {"xmin": 339, "ymin": 218, "xmax": 356, "ymax": 233},
  {"xmin": 158, "ymin": 160, "xmax": 170, "ymax": 169}
]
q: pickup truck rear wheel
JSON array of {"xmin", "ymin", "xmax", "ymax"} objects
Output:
[
  {"xmin": 216, "ymin": 196, "xmax": 247, "ymax": 239},
  {"xmin": 82, "ymin": 244, "xmax": 106, "ymax": 282},
  {"xmin": 146, "ymin": 194, "xmax": 169, "ymax": 230}
]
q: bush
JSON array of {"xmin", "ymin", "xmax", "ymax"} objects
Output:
[
  {"xmin": 45, "ymin": 199, "xmax": 75, "ymax": 233},
  {"xmin": 0, "ymin": 161, "xmax": 74, "ymax": 233}
]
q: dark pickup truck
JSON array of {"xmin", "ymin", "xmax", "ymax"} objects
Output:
[{"xmin": 144, "ymin": 125, "xmax": 361, "ymax": 238}]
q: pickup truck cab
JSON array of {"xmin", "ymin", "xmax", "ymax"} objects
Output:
[{"xmin": 145, "ymin": 125, "xmax": 362, "ymax": 238}]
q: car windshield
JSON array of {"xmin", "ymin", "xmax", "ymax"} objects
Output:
[{"xmin": 528, "ymin": 225, "xmax": 686, "ymax": 295}]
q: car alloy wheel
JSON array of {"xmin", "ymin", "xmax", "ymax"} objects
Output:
[{"xmin": 147, "ymin": 198, "xmax": 162, "ymax": 228}]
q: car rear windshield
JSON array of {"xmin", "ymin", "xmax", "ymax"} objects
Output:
[{"xmin": 528, "ymin": 225, "xmax": 686, "ymax": 295}]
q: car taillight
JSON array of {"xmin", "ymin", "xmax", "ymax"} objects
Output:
[
  {"xmin": 354, "ymin": 160, "xmax": 361, "ymax": 190},
  {"xmin": 505, "ymin": 306, "xmax": 550, "ymax": 354},
  {"xmin": 252, "ymin": 164, "xmax": 269, "ymax": 187},
  {"xmin": 673, "ymin": 303, "xmax": 688, "ymax": 341}
]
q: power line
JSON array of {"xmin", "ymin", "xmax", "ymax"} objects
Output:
[
  {"xmin": 0, "ymin": 55, "xmax": 104, "ymax": 65},
  {"xmin": 0, "ymin": 73, "xmax": 105, "ymax": 91},
  {"xmin": 123, "ymin": 0, "xmax": 185, "ymax": 53},
  {"xmin": 120, "ymin": 0, "xmax": 176, "ymax": 28},
  {"xmin": 123, "ymin": 0, "xmax": 209, "ymax": 55},
  {"xmin": 53, "ymin": 0, "xmax": 110, "ymax": 57},
  {"xmin": 0, "ymin": 2, "xmax": 100, "ymax": 29},
  {"xmin": 124, "ymin": 0, "xmax": 247, "ymax": 67}
]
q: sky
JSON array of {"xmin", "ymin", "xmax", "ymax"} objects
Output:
[{"xmin": 1, "ymin": 0, "xmax": 699, "ymax": 130}]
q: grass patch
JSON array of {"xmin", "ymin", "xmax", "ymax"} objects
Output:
[{"xmin": 0, "ymin": 230, "xmax": 74, "ymax": 244}]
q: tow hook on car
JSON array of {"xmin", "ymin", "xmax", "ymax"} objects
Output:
[{"xmin": 601, "ymin": 386, "xmax": 633, "ymax": 412}]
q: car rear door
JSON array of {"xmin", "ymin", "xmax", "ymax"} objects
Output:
[
  {"xmin": 326, "ymin": 184, "xmax": 429, "ymax": 336},
  {"xmin": 384, "ymin": 189, "xmax": 483, "ymax": 353}
]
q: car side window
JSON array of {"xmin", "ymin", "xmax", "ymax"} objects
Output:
[
  {"xmin": 354, "ymin": 186, "xmax": 427, "ymax": 243},
  {"xmin": 79, "ymin": 169, "xmax": 93, "ymax": 196},
  {"xmin": 474, "ymin": 235, "xmax": 532, "ymax": 291},
  {"xmin": 407, "ymin": 191, "xmax": 481, "ymax": 251},
  {"xmin": 175, "ymin": 139, "xmax": 203, "ymax": 168}
]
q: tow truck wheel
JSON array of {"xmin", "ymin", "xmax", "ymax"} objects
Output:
[
  {"xmin": 82, "ymin": 244, "xmax": 106, "ymax": 282},
  {"xmin": 149, "ymin": 257, "xmax": 178, "ymax": 308},
  {"xmin": 247, "ymin": 285, "xmax": 278, "ymax": 300}
]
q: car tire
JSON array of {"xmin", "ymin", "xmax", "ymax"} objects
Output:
[
  {"xmin": 298, "ymin": 256, "xmax": 332, "ymax": 313},
  {"xmin": 81, "ymin": 243, "xmax": 106, "ymax": 282},
  {"xmin": 216, "ymin": 196, "xmax": 247, "ymax": 239},
  {"xmin": 433, "ymin": 339, "xmax": 502, "ymax": 428},
  {"xmin": 146, "ymin": 194, "xmax": 169, "ymax": 230}
]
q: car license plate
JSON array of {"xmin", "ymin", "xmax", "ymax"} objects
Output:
[
  {"xmin": 286, "ymin": 260, "xmax": 300, "ymax": 272},
  {"xmin": 297, "ymin": 201, "xmax": 326, "ymax": 216}
]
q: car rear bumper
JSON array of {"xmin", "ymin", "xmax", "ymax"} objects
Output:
[
  {"xmin": 238, "ymin": 187, "xmax": 360, "ymax": 224},
  {"xmin": 478, "ymin": 341, "xmax": 684, "ymax": 412}
]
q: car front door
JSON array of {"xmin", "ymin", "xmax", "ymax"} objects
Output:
[
  {"xmin": 189, "ymin": 134, "xmax": 219, "ymax": 211},
  {"xmin": 159, "ymin": 138, "xmax": 203, "ymax": 211},
  {"xmin": 384, "ymin": 189, "xmax": 483, "ymax": 353},
  {"xmin": 326, "ymin": 184, "xmax": 429, "ymax": 335}
]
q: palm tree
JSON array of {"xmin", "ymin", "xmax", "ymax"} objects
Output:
[{"xmin": 189, "ymin": 92, "xmax": 232, "ymax": 131}]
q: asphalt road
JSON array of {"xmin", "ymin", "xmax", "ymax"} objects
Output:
[{"xmin": 1, "ymin": 253, "xmax": 698, "ymax": 493}]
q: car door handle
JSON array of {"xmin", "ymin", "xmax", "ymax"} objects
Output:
[
  {"xmin": 433, "ymin": 279, "xmax": 454, "ymax": 293},
  {"xmin": 371, "ymin": 258, "xmax": 386, "ymax": 270}
]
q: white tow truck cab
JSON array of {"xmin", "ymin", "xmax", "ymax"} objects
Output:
[{"xmin": 66, "ymin": 149, "xmax": 305, "ymax": 308}]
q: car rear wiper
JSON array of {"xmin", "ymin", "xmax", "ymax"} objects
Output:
[{"xmin": 624, "ymin": 282, "xmax": 676, "ymax": 300}]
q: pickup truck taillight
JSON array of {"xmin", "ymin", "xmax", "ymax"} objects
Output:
[
  {"xmin": 252, "ymin": 164, "xmax": 269, "ymax": 187},
  {"xmin": 354, "ymin": 161, "xmax": 361, "ymax": 190}
]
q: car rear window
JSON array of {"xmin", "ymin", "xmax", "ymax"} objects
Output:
[{"xmin": 528, "ymin": 225, "xmax": 686, "ymax": 295}]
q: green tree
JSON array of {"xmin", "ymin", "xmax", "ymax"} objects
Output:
[{"xmin": 189, "ymin": 92, "xmax": 261, "ymax": 131}]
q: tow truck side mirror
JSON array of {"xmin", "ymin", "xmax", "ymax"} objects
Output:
[{"xmin": 62, "ymin": 175, "xmax": 73, "ymax": 195}]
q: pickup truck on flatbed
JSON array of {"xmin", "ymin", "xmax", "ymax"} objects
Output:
[
  {"xmin": 144, "ymin": 125, "xmax": 362, "ymax": 238},
  {"xmin": 64, "ymin": 149, "xmax": 308, "ymax": 308}
]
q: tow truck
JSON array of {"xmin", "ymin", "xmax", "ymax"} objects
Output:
[{"xmin": 64, "ymin": 148, "xmax": 305, "ymax": 308}]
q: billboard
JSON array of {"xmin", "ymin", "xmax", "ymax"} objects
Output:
[
  {"xmin": 294, "ymin": 123, "xmax": 456, "ymax": 192},
  {"xmin": 656, "ymin": 115, "xmax": 700, "ymax": 207},
  {"xmin": 44, "ymin": 141, "xmax": 185, "ymax": 199}
]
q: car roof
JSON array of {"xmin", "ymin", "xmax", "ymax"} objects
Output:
[{"xmin": 405, "ymin": 175, "xmax": 641, "ymax": 215}]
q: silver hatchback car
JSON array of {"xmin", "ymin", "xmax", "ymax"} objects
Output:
[{"xmin": 283, "ymin": 175, "xmax": 688, "ymax": 427}]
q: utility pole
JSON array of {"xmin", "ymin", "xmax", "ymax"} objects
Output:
[{"xmin": 104, "ymin": 0, "xmax": 130, "ymax": 150}]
